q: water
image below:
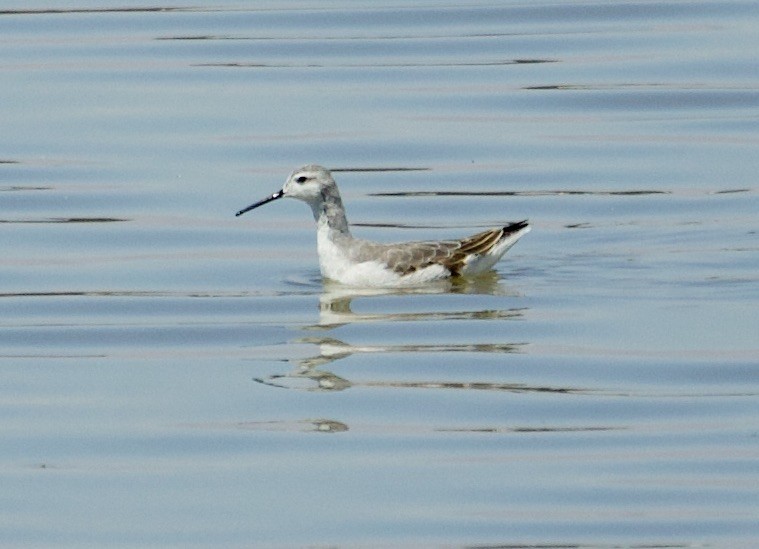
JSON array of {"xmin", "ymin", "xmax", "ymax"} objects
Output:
[{"xmin": 2, "ymin": 2, "xmax": 758, "ymax": 547}]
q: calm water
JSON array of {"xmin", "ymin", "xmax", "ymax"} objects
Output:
[{"xmin": 2, "ymin": 2, "xmax": 758, "ymax": 547}]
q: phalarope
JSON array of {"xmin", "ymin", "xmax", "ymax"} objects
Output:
[{"xmin": 236, "ymin": 165, "xmax": 530, "ymax": 287}]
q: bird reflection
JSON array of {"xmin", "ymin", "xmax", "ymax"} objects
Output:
[
  {"xmin": 313, "ymin": 271, "xmax": 516, "ymax": 328},
  {"xmin": 254, "ymin": 273, "xmax": 542, "ymax": 393}
]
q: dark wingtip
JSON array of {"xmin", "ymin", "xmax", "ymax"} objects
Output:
[{"xmin": 503, "ymin": 219, "xmax": 530, "ymax": 234}]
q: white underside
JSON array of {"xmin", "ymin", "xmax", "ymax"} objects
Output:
[
  {"xmin": 326, "ymin": 259, "xmax": 450, "ymax": 287},
  {"xmin": 317, "ymin": 225, "xmax": 530, "ymax": 288}
]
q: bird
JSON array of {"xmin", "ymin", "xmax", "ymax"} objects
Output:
[{"xmin": 236, "ymin": 165, "xmax": 530, "ymax": 287}]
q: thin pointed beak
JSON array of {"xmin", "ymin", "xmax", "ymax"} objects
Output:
[{"xmin": 235, "ymin": 189, "xmax": 285, "ymax": 217}]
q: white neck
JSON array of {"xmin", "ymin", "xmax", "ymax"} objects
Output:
[{"xmin": 310, "ymin": 192, "xmax": 356, "ymax": 280}]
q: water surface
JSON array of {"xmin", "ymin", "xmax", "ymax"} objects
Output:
[{"xmin": 1, "ymin": 2, "xmax": 758, "ymax": 547}]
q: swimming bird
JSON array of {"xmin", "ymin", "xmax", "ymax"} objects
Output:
[{"xmin": 236, "ymin": 165, "xmax": 530, "ymax": 287}]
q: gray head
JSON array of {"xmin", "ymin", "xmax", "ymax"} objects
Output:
[{"xmin": 236, "ymin": 164, "xmax": 338, "ymax": 217}]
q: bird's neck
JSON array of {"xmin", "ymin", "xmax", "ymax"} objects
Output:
[{"xmin": 310, "ymin": 187, "xmax": 351, "ymax": 236}]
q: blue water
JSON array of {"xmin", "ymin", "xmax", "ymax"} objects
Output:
[{"xmin": 2, "ymin": 2, "xmax": 758, "ymax": 547}]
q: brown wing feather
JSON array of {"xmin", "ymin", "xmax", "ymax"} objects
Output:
[
  {"xmin": 439, "ymin": 221, "xmax": 530, "ymax": 275},
  {"xmin": 356, "ymin": 220, "xmax": 529, "ymax": 277},
  {"xmin": 438, "ymin": 227, "xmax": 504, "ymax": 275}
]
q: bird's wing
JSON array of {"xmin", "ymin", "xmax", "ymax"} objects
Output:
[{"xmin": 362, "ymin": 220, "xmax": 529, "ymax": 276}]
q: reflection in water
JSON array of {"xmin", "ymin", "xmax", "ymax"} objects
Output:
[
  {"xmin": 372, "ymin": 187, "xmax": 754, "ymax": 199},
  {"xmin": 233, "ymin": 419, "xmax": 619, "ymax": 436},
  {"xmin": 254, "ymin": 354, "xmax": 598, "ymax": 396},
  {"xmin": 0, "ymin": 290, "xmax": 255, "ymax": 299},
  {"xmin": 236, "ymin": 418, "xmax": 349, "ymax": 433},
  {"xmin": 372, "ymin": 188, "xmax": 671, "ymax": 197},
  {"xmin": 254, "ymin": 336, "xmax": 528, "ymax": 393},
  {"xmin": 0, "ymin": 217, "xmax": 127, "ymax": 224},
  {"xmin": 1, "ymin": 184, "xmax": 48, "ymax": 191},
  {"xmin": 252, "ymin": 276, "xmax": 594, "ymax": 397},
  {"xmin": 0, "ymin": 7, "xmax": 190, "ymax": 15},
  {"xmin": 255, "ymin": 361, "xmax": 352, "ymax": 392},
  {"xmin": 196, "ymin": 59, "xmax": 555, "ymax": 69},
  {"xmin": 314, "ymin": 271, "xmax": 521, "ymax": 327}
]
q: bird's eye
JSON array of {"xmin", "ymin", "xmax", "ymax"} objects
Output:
[{"xmin": 296, "ymin": 176, "xmax": 308, "ymax": 184}]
